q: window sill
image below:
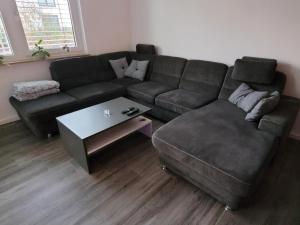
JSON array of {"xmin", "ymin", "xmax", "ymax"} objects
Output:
[{"xmin": 1, "ymin": 52, "xmax": 90, "ymax": 66}]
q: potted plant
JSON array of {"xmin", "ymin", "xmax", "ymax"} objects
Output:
[{"xmin": 32, "ymin": 39, "xmax": 50, "ymax": 60}]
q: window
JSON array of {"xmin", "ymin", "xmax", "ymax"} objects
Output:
[
  {"xmin": 42, "ymin": 15, "xmax": 60, "ymax": 31},
  {"xmin": 0, "ymin": 13, "xmax": 13, "ymax": 56},
  {"xmin": 38, "ymin": 0, "xmax": 56, "ymax": 7},
  {"xmin": 16, "ymin": 0, "xmax": 76, "ymax": 50}
]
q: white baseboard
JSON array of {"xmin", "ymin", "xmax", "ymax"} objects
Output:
[
  {"xmin": 0, "ymin": 115, "xmax": 20, "ymax": 125},
  {"xmin": 290, "ymin": 132, "xmax": 300, "ymax": 141}
]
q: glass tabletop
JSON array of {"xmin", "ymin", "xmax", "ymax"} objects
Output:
[{"xmin": 56, "ymin": 97, "xmax": 151, "ymax": 139}]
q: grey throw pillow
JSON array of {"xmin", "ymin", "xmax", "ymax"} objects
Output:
[
  {"xmin": 109, "ymin": 57, "xmax": 128, "ymax": 78},
  {"xmin": 125, "ymin": 60, "xmax": 149, "ymax": 81},
  {"xmin": 245, "ymin": 91, "xmax": 280, "ymax": 121},
  {"xmin": 229, "ymin": 83, "xmax": 269, "ymax": 112}
]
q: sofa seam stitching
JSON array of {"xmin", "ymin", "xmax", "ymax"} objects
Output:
[{"xmin": 156, "ymin": 98, "xmax": 191, "ymax": 112}]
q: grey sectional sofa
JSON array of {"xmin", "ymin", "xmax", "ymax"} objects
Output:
[{"xmin": 10, "ymin": 45, "xmax": 299, "ymax": 210}]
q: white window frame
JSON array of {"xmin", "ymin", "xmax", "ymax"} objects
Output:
[
  {"xmin": 0, "ymin": 12, "xmax": 14, "ymax": 57},
  {"xmin": 0, "ymin": 0, "xmax": 86, "ymax": 63}
]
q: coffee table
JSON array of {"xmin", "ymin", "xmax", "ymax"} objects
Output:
[{"xmin": 56, "ymin": 97, "xmax": 152, "ymax": 173}]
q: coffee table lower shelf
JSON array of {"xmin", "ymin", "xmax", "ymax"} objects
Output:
[{"xmin": 57, "ymin": 116, "xmax": 152, "ymax": 173}]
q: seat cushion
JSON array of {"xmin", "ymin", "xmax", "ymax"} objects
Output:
[
  {"xmin": 110, "ymin": 77, "xmax": 142, "ymax": 87},
  {"xmin": 9, "ymin": 93, "xmax": 77, "ymax": 118},
  {"xmin": 66, "ymin": 82, "xmax": 125, "ymax": 106},
  {"xmin": 152, "ymin": 100, "xmax": 277, "ymax": 196},
  {"xmin": 155, "ymin": 89, "xmax": 218, "ymax": 114},
  {"xmin": 127, "ymin": 81, "xmax": 174, "ymax": 104}
]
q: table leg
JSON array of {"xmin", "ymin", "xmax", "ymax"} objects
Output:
[{"xmin": 138, "ymin": 122, "xmax": 152, "ymax": 138}]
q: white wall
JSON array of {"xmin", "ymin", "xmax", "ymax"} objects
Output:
[
  {"xmin": 0, "ymin": 0, "xmax": 130, "ymax": 125},
  {"xmin": 129, "ymin": 0, "xmax": 300, "ymax": 138},
  {"xmin": 79, "ymin": 0, "xmax": 131, "ymax": 54}
]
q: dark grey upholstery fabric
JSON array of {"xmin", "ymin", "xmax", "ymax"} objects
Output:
[
  {"xmin": 110, "ymin": 77, "xmax": 142, "ymax": 87},
  {"xmin": 66, "ymin": 82, "xmax": 125, "ymax": 106},
  {"xmin": 127, "ymin": 81, "xmax": 174, "ymax": 104},
  {"xmin": 127, "ymin": 97, "xmax": 180, "ymax": 122},
  {"xmin": 9, "ymin": 93, "xmax": 77, "ymax": 118},
  {"xmin": 150, "ymin": 56, "xmax": 186, "ymax": 88},
  {"xmin": 9, "ymin": 94, "xmax": 80, "ymax": 137},
  {"xmin": 152, "ymin": 100, "xmax": 277, "ymax": 196},
  {"xmin": 50, "ymin": 52, "xmax": 131, "ymax": 91},
  {"xmin": 258, "ymin": 96, "xmax": 300, "ymax": 137},
  {"xmin": 242, "ymin": 56, "xmax": 277, "ymax": 64},
  {"xmin": 160, "ymin": 154, "xmax": 248, "ymax": 209},
  {"xmin": 50, "ymin": 56, "xmax": 100, "ymax": 91},
  {"xmin": 219, "ymin": 67, "xmax": 286, "ymax": 100},
  {"xmin": 154, "ymin": 60, "xmax": 227, "ymax": 114},
  {"xmin": 136, "ymin": 44, "xmax": 156, "ymax": 55},
  {"xmin": 232, "ymin": 59, "xmax": 277, "ymax": 84},
  {"xmin": 179, "ymin": 60, "xmax": 228, "ymax": 92},
  {"xmin": 155, "ymin": 89, "xmax": 218, "ymax": 114}
]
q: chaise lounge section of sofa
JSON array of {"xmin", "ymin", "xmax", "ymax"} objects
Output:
[{"xmin": 152, "ymin": 58, "xmax": 299, "ymax": 209}]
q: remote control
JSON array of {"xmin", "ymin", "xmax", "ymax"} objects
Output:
[
  {"xmin": 126, "ymin": 108, "xmax": 140, "ymax": 116},
  {"xmin": 122, "ymin": 107, "xmax": 136, "ymax": 114}
]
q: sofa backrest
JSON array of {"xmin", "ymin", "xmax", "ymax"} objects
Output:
[
  {"xmin": 50, "ymin": 51, "xmax": 159, "ymax": 91},
  {"xmin": 149, "ymin": 55, "xmax": 187, "ymax": 88},
  {"xmin": 95, "ymin": 51, "xmax": 130, "ymax": 81},
  {"xmin": 50, "ymin": 56, "xmax": 100, "ymax": 91},
  {"xmin": 218, "ymin": 66, "xmax": 286, "ymax": 100},
  {"xmin": 179, "ymin": 60, "xmax": 228, "ymax": 93}
]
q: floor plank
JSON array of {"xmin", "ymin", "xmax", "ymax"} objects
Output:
[{"xmin": 0, "ymin": 120, "xmax": 299, "ymax": 225}]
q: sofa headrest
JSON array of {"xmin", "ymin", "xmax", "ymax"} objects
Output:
[
  {"xmin": 136, "ymin": 44, "xmax": 156, "ymax": 55},
  {"xmin": 231, "ymin": 58, "xmax": 277, "ymax": 84},
  {"xmin": 242, "ymin": 56, "xmax": 277, "ymax": 65},
  {"xmin": 218, "ymin": 66, "xmax": 286, "ymax": 100}
]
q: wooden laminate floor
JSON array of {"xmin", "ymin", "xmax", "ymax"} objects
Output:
[{"xmin": 0, "ymin": 120, "xmax": 300, "ymax": 225}]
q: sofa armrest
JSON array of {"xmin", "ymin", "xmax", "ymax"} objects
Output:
[{"xmin": 258, "ymin": 96, "xmax": 300, "ymax": 137}]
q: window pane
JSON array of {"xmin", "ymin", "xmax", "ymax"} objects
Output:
[
  {"xmin": 38, "ymin": 0, "xmax": 55, "ymax": 7},
  {"xmin": 0, "ymin": 14, "xmax": 13, "ymax": 56},
  {"xmin": 16, "ymin": 0, "xmax": 76, "ymax": 50}
]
